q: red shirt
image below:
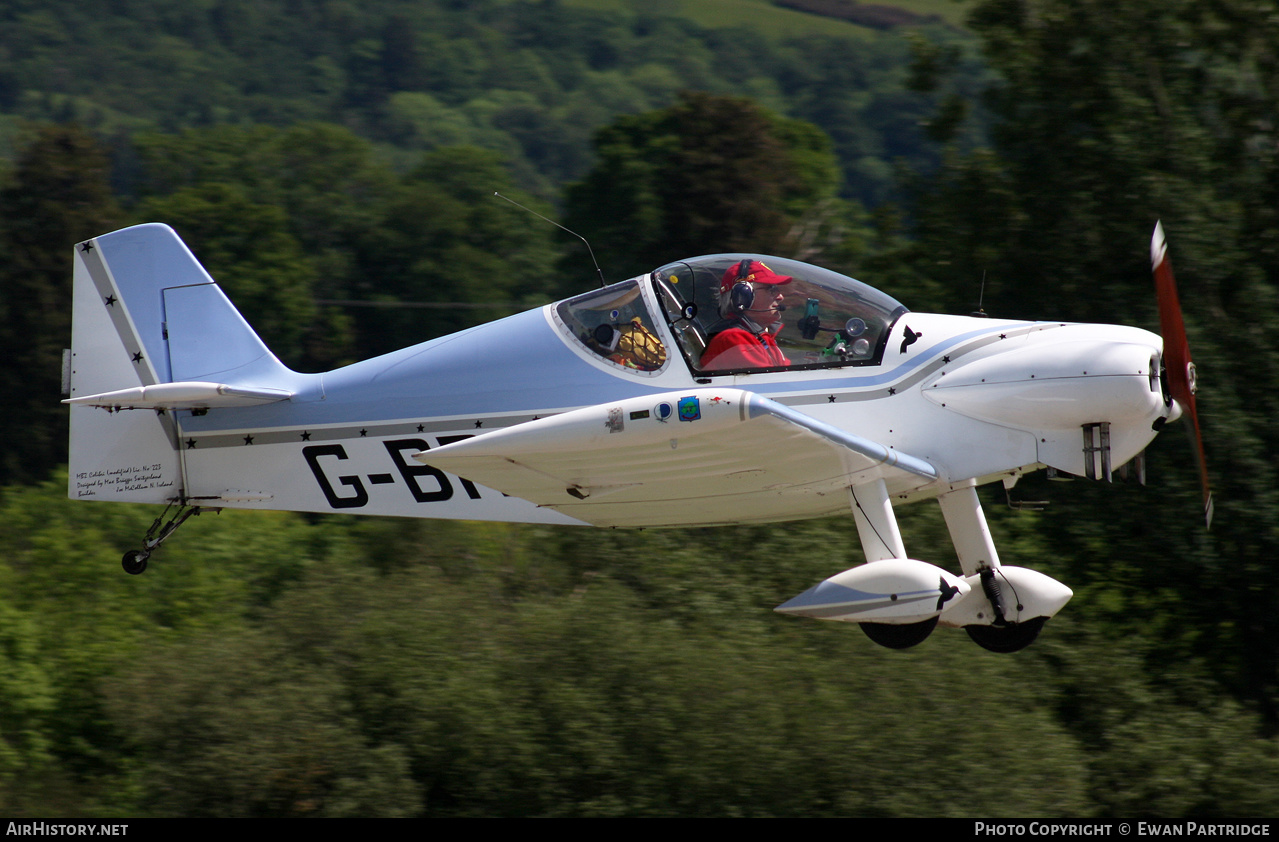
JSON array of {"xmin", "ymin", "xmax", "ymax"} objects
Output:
[{"xmin": 701, "ymin": 327, "xmax": 790, "ymax": 370}]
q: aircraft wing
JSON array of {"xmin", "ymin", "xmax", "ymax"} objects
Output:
[{"xmin": 416, "ymin": 388, "xmax": 937, "ymax": 528}]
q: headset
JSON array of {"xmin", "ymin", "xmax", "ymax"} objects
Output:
[{"xmin": 724, "ymin": 259, "xmax": 756, "ymax": 316}]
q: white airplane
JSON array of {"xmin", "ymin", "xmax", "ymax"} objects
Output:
[{"xmin": 63, "ymin": 222, "xmax": 1210, "ymax": 652}]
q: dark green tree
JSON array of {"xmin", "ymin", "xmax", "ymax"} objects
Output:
[
  {"xmin": 346, "ymin": 146, "xmax": 561, "ymax": 356},
  {"xmin": 903, "ymin": 0, "xmax": 1279, "ymax": 722},
  {"xmin": 560, "ymin": 91, "xmax": 860, "ymax": 287},
  {"xmin": 0, "ymin": 125, "xmax": 120, "ymax": 485}
]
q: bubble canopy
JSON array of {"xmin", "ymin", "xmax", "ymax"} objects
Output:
[{"xmin": 651, "ymin": 254, "xmax": 908, "ymax": 374}]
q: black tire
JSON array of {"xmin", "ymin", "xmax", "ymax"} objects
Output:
[
  {"xmin": 965, "ymin": 616, "xmax": 1047, "ymax": 653},
  {"xmin": 121, "ymin": 550, "xmax": 149, "ymax": 575},
  {"xmin": 861, "ymin": 616, "xmax": 938, "ymax": 649}
]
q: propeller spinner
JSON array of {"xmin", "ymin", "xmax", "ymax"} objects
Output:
[{"xmin": 1151, "ymin": 221, "xmax": 1214, "ymax": 527}]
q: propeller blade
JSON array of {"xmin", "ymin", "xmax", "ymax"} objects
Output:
[{"xmin": 1151, "ymin": 221, "xmax": 1213, "ymax": 527}]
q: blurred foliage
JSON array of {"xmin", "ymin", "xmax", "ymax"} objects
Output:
[
  {"xmin": 561, "ymin": 91, "xmax": 869, "ymax": 283},
  {"xmin": 2, "ymin": 479, "xmax": 1276, "ymax": 816},
  {"xmin": 128, "ymin": 124, "xmax": 561, "ymax": 363},
  {"xmin": 0, "ymin": 125, "xmax": 120, "ymax": 485},
  {"xmin": 0, "ymin": 0, "xmax": 974, "ymax": 205}
]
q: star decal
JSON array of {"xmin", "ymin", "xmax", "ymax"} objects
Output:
[
  {"xmin": 300, "ymin": 431, "xmax": 311, "ymax": 441},
  {"xmin": 475, "ymin": 420, "xmax": 483, "ymax": 428},
  {"xmin": 887, "ymin": 387, "xmax": 897, "ymax": 395},
  {"xmin": 131, "ymin": 351, "xmax": 143, "ymax": 363},
  {"xmin": 359, "ymin": 428, "xmax": 368, "ymax": 437},
  {"xmin": 828, "ymin": 395, "xmax": 836, "ymax": 403},
  {"xmin": 416, "ymin": 424, "xmax": 425, "ymax": 432},
  {"xmin": 80, "ymin": 241, "xmax": 94, "ymax": 253},
  {"xmin": 942, "ymin": 355, "xmax": 951, "ymax": 364},
  {"xmin": 243, "ymin": 434, "xmax": 254, "ymax": 445},
  {"xmin": 104, "ymin": 294, "xmax": 116, "ymax": 307},
  {"xmin": 186, "ymin": 438, "xmax": 197, "ymax": 449},
  {"xmin": 1000, "ymin": 334, "xmax": 1007, "ymax": 340}
]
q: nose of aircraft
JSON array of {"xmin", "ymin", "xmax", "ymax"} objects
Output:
[
  {"xmin": 922, "ymin": 325, "xmax": 1170, "ymax": 433},
  {"xmin": 919, "ymin": 223, "xmax": 1209, "ymax": 527}
]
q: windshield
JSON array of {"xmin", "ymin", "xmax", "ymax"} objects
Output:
[
  {"xmin": 652, "ymin": 255, "xmax": 907, "ymax": 375},
  {"xmin": 553, "ymin": 280, "xmax": 669, "ymax": 373}
]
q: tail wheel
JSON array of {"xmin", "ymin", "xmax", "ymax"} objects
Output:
[
  {"xmin": 121, "ymin": 550, "xmax": 149, "ymax": 575},
  {"xmin": 965, "ymin": 616, "xmax": 1047, "ymax": 653},
  {"xmin": 861, "ymin": 616, "xmax": 938, "ymax": 649}
]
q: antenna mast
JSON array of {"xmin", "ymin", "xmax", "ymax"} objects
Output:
[
  {"xmin": 971, "ymin": 269, "xmax": 989, "ymax": 318},
  {"xmin": 494, "ymin": 192, "xmax": 607, "ymax": 288}
]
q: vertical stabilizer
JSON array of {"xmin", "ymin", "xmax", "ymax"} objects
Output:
[{"xmin": 66, "ymin": 224, "xmax": 292, "ymax": 503}]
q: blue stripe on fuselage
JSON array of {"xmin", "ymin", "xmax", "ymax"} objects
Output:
[
  {"xmin": 744, "ymin": 321, "xmax": 1036, "ymax": 394},
  {"xmin": 179, "ymin": 307, "xmax": 676, "ymax": 432}
]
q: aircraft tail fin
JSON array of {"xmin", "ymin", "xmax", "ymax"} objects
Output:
[{"xmin": 66, "ymin": 224, "xmax": 293, "ymax": 503}]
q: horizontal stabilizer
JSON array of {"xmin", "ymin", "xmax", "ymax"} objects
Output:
[{"xmin": 63, "ymin": 381, "xmax": 293, "ymax": 410}]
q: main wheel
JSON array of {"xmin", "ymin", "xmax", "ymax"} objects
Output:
[
  {"xmin": 121, "ymin": 550, "xmax": 149, "ymax": 575},
  {"xmin": 861, "ymin": 616, "xmax": 938, "ymax": 650},
  {"xmin": 965, "ymin": 616, "xmax": 1047, "ymax": 653}
]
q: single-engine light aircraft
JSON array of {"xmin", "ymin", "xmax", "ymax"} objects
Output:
[{"xmin": 64, "ymin": 222, "xmax": 1210, "ymax": 652}]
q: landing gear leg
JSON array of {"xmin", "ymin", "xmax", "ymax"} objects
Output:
[
  {"xmin": 938, "ymin": 482, "xmax": 1050, "ymax": 653},
  {"xmin": 850, "ymin": 482, "xmax": 941, "ymax": 650},
  {"xmin": 937, "ymin": 482, "xmax": 1000, "ymax": 576},
  {"xmin": 120, "ymin": 501, "xmax": 211, "ymax": 575}
]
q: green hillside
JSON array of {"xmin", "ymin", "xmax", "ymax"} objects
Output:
[
  {"xmin": 562, "ymin": 0, "xmax": 973, "ymax": 34},
  {"xmin": 0, "ymin": 0, "xmax": 985, "ymax": 208}
]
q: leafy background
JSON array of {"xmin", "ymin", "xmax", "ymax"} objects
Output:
[{"xmin": 1, "ymin": 0, "xmax": 1277, "ymax": 817}]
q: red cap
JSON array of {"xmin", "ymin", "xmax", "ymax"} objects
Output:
[{"xmin": 719, "ymin": 260, "xmax": 792, "ymax": 295}]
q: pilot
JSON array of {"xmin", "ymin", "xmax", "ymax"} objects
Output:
[{"xmin": 699, "ymin": 259, "xmax": 793, "ymax": 370}]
